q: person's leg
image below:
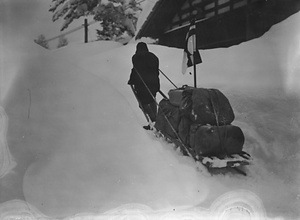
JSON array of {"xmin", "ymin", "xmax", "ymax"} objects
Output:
[
  {"xmin": 148, "ymin": 101, "xmax": 157, "ymax": 122},
  {"xmin": 137, "ymin": 89, "xmax": 157, "ymax": 130},
  {"xmin": 142, "ymin": 102, "xmax": 156, "ymax": 122}
]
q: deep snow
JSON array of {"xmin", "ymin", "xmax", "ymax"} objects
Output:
[{"xmin": 1, "ymin": 10, "xmax": 300, "ymax": 220}]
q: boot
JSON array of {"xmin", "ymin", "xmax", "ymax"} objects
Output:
[
  {"xmin": 142, "ymin": 102, "xmax": 157, "ymax": 130},
  {"xmin": 143, "ymin": 125, "xmax": 151, "ymax": 130}
]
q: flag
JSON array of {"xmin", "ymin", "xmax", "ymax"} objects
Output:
[{"xmin": 182, "ymin": 19, "xmax": 202, "ymax": 74}]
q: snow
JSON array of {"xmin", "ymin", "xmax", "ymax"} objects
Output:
[
  {"xmin": 135, "ymin": 0, "xmax": 159, "ymax": 34},
  {"xmin": 1, "ymin": 7, "xmax": 300, "ymax": 220}
]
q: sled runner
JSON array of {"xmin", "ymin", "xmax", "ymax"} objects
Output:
[
  {"xmin": 197, "ymin": 151, "xmax": 252, "ymax": 176},
  {"xmin": 201, "ymin": 151, "xmax": 252, "ymax": 168}
]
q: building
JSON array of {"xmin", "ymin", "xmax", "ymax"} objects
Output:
[{"xmin": 136, "ymin": 0, "xmax": 300, "ymax": 49}]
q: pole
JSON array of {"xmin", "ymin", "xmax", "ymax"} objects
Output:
[
  {"xmin": 193, "ymin": 52, "xmax": 197, "ymax": 88},
  {"xmin": 192, "ymin": 37, "xmax": 197, "ymax": 88},
  {"xmin": 191, "ymin": 18, "xmax": 197, "ymax": 88},
  {"xmin": 84, "ymin": 18, "xmax": 88, "ymax": 43}
]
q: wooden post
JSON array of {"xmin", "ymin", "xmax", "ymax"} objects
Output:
[
  {"xmin": 192, "ymin": 19, "xmax": 197, "ymax": 88},
  {"xmin": 193, "ymin": 52, "xmax": 197, "ymax": 88},
  {"xmin": 84, "ymin": 19, "xmax": 88, "ymax": 43}
]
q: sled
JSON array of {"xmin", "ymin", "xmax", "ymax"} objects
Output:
[
  {"xmin": 152, "ymin": 86, "xmax": 252, "ymax": 176},
  {"xmin": 129, "ymin": 79, "xmax": 252, "ymax": 176}
]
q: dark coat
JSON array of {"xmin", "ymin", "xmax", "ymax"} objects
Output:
[{"xmin": 128, "ymin": 43, "xmax": 160, "ymax": 104}]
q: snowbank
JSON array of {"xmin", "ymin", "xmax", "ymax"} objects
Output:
[{"xmin": 1, "ymin": 42, "xmax": 210, "ymax": 218}]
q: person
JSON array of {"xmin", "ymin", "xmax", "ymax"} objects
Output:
[{"xmin": 128, "ymin": 42, "xmax": 160, "ymax": 130}]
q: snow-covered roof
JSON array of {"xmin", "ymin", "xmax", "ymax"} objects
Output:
[{"xmin": 135, "ymin": 0, "xmax": 300, "ymax": 49}]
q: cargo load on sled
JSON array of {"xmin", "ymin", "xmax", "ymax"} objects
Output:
[{"xmin": 154, "ymin": 86, "xmax": 252, "ymax": 175}]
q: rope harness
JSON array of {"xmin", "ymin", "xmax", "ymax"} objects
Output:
[{"xmin": 132, "ymin": 67, "xmax": 195, "ymax": 158}]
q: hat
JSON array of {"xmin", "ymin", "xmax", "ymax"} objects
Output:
[{"xmin": 136, "ymin": 42, "xmax": 149, "ymax": 53}]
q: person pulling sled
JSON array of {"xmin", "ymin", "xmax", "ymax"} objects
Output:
[{"xmin": 128, "ymin": 42, "xmax": 160, "ymax": 130}]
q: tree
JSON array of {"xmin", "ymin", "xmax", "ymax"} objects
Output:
[
  {"xmin": 49, "ymin": 0, "xmax": 141, "ymax": 40},
  {"xmin": 34, "ymin": 34, "xmax": 49, "ymax": 49},
  {"xmin": 57, "ymin": 35, "xmax": 69, "ymax": 48},
  {"xmin": 95, "ymin": 0, "xmax": 139, "ymax": 41}
]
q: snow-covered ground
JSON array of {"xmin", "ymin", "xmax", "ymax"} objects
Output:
[{"xmin": 1, "ymin": 9, "xmax": 300, "ymax": 220}]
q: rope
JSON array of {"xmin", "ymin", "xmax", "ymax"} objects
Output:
[
  {"xmin": 158, "ymin": 90, "xmax": 168, "ymax": 100},
  {"xmin": 159, "ymin": 69, "xmax": 178, "ymax": 89},
  {"xmin": 132, "ymin": 67, "xmax": 194, "ymax": 158}
]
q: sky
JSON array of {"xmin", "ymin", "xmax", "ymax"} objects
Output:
[
  {"xmin": 1, "ymin": 0, "xmax": 54, "ymax": 43},
  {"xmin": 0, "ymin": 0, "xmax": 95, "ymax": 46}
]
